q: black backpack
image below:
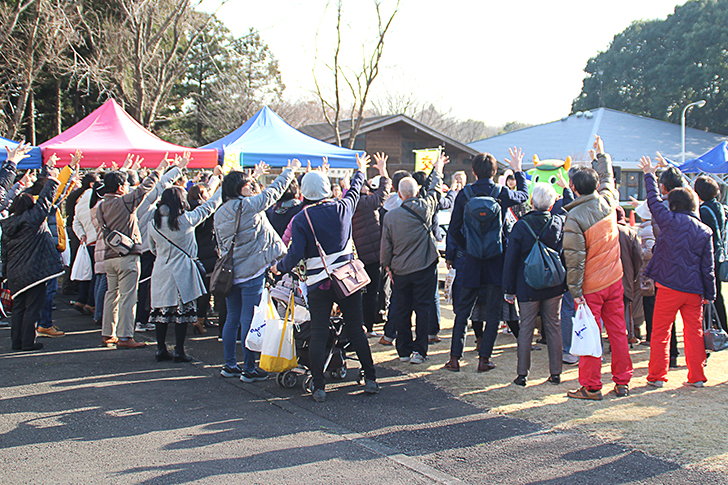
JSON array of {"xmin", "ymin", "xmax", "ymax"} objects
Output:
[
  {"xmin": 522, "ymin": 217, "xmax": 566, "ymax": 290},
  {"xmin": 462, "ymin": 184, "xmax": 503, "ymax": 259}
]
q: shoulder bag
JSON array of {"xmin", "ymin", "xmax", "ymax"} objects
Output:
[
  {"xmin": 704, "ymin": 300, "xmax": 728, "ymax": 352},
  {"xmin": 98, "ymin": 203, "xmax": 133, "ymax": 256},
  {"xmin": 303, "ymin": 208, "xmax": 370, "ymax": 299},
  {"xmin": 152, "ymin": 223, "xmax": 206, "ymax": 278},
  {"xmin": 210, "ymin": 207, "xmax": 241, "ymax": 297}
]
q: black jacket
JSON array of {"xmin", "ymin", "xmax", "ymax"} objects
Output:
[
  {"xmin": 352, "ymin": 176, "xmax": 391, "ymax": 265},
  {"xmin": 190, "ymin": 199, "xmax": 220, "ymax": 274},
  {"xmin": 266, "ymin": 199, "xmax": 304, "ymax": 238},
  {"xmin": 502, "ymin": 210, "xmax": 567, "ymax": 302},
  {"xmin": 1, "ymin": 178, "xmax": 64, "ymax": 297}
]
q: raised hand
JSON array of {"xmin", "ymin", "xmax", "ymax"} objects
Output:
[
  {"xmin": 97, "ymin": 161, "xmax": 106, "ymax": 171},
  {"xmin": 287, "ymin": 158, "xmax": 302, "ymax": 171},
  {"xmin": 47, "ymin": 153, "xmax": 59, "ymax": 169},
  {"xmin": 588, "ymin": 148, "xmax": 597, "ymax": 161},
  {"xmin": 6, "ymin": 142, "xmax": 32, "ymax": 164},
  {"xmin": 122, "ymin": 153, "xmax": 134, "ymax": 169},
  {"xmin": 48, "ymin": 167, "xmax": 60, "ymax": 179},
  {"xmin": 638, "ymin": 156, "xmax": 657, "ymax": 175},
  {"xmin": 253, "ymin": 161, "xmax": 270, "ymax": 179},
  {"xmin": 70, "ymin": 149, "xmax": 83, "ymax": 168},
  {"xmin": 505, "ymin": 146, "xmax": 524, "ymax": 172},
  {"xmin": 111, "ymin": 161, "xmax": 118, "ymax": 170},
  {"xmin": 355, "ymin": 152, "xmax": 370, "ymax": 173},
  {"xmin": 434, "ymin": 153, "xmax": 447, "ymax": 174},
  {"xmin": 177, "ymin": 151, "xmax": 192, "ymax": 170},
  {"xmin": 213, "ymin": 165, "xmax": 223, "ymax": 177},
  {"xmin": 593, "ymin": 134, "xmax": 604, "ymax": 155},
  {"xmin": 373, "ymin": 151, "xmax": 388, "ymax": 177},
  {"xmin": 156, "ymin": 152, "xmax": 171, "ymax": 172},
  {"xmin": 556, "ymin": 170, "xmax": 568, "ymax": 189},
  {"xmin": 131, "ymin": 155, "xmax": 144, "ymax": 171},
  {"xmin": 320, "ymin": 156, "xmax": 330, "ymax": 174},
  {"xmin": 629, "ymin": 196, "xmax": 640, "ymax": 208},
  {"xmin": 340, "ymin": 173, "xmax": 350, "ymax": 191},
  {"xmin": 306, "ymin": 160, "xmax": 311, "ymax": 173},
  {"xmin": 655, "ymin": 151, "xmax": 669, "ymax": 168}
]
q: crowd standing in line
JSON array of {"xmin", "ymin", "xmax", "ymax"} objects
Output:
[{"xmin": 0, "ymin": 132, "xmax": 719, "ymax": 402}]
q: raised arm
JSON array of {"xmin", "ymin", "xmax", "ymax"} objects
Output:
[
  {"xmin": 185, "ymin": 187, "xmax": 222, "ymax": 227},
  {"xmin": 639, "ymin": 156, "xmax": 672, "ymax": 228},
  {"xmin": 245, "ymin": 160, "xmax": 299, "ymax": 214}
]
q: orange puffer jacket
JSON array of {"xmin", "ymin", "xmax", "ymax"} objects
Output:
[{"xmin": 563, "ymin": 153, "xmax": 623, "ymax": 299}]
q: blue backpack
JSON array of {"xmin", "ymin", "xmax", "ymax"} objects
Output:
[
  {"xmin": 462, "ymin": 184, "xmax": 503, "ymax": 260},
  {"xmin": 522, "ymin": 217, "xmax": 566, "ymax": 290}
]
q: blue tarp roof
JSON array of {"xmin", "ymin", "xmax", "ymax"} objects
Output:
[
  {"xmin": 0, "ymin": 137, "xmax": 42, "ymax": 169},
  {"xmin": 677, "ymin": 141, "xmax": 728, "ymax": 174},
  {"xmin": 202, "ymin": 107, "xmax": 362, "ymax": 168}
]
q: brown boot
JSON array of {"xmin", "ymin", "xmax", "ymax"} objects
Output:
[
  {"xmin": 193, "ymin": 317, "xmax": 207, "ymax": 335},
  {"xmin": 443, "ymin": 357, "xmax": 460, "ymax": 372},
  {"xmin": 477, "ymin": 356, "xmax": 496, "ymax": 372},
  {"xmin": 474, "ymin": 337, "xmax": 482, "ymax": 352}
]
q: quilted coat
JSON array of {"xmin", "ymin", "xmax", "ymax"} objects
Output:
[
  {"xmin": 563, "ymin": 153, "xmax": 623, "ymax": 299},
  {"xmin": 643, "ymin": 172, "xmax": 715, "ymax": 300},
  {"xmin": 352, "ymin": 175, "xmax": 391, "ymax": 265},
  {"xmin": 1, "ymin": 178, "xmax": 64, "ymax": 297}
]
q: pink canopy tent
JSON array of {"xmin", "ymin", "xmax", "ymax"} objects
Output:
[{"xmin": 40, "ymin": 99, "xmax": 217, "ymax": 169}]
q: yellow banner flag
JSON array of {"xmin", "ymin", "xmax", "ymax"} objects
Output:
[
  {"xmin": 222, "ymin": 149, "xmax": 241, "ymax": 174},
  {"xmin": 414, "ymin": 148, "xmax": 441, "ymax": 172}
]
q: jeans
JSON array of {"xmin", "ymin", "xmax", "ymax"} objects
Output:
[
  {"xmin": 223, "ymin": 275, "xmax": 265, "ymax": 371},
  {"xmin": 450, "ymin": 283, "xmax": 502, "ymax": 359},
  {"xmin": 38, "ymin": 277, "xmax": 58, "ymax": 329},
  {"xmin": 307, "ymin": 286, "xmax": 376, "ymax": 390},
  {"xmin": 561, "ymin": 291, "xmax": 575, "ymax": 354},
  {"xmin": 94, "ymin": 274, "xmax": 107, "ymax": 323},
  {"xmin": 390, "ymin": 263, "xmax": 437, "ymax": 358}
]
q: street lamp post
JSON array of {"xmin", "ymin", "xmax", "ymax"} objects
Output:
[{"xmin": 682, "ymin": 100, "xmax": 707, "ymax": 164}]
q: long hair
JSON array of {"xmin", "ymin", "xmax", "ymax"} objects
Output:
[{"xmin": 154, "ymin": 186, "xmax": 189, "ymax": 231}]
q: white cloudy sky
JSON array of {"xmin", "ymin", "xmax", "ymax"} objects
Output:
[{"xmin": 201, "ymin": 0, "xmax": 685, "ymax": 126}]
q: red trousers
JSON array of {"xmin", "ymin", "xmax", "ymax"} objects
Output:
[
  {"xmin": 647, "ymin": 285, "xmax": 707, "ymax": 384},
  {"xmin": 580, "ymin": 280, "xmax": 634, "ymax": 391}
]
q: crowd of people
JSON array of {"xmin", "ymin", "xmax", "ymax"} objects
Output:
[{"xmin": 0, "ymin": 133, "xmax": 720, "ymax": 402}]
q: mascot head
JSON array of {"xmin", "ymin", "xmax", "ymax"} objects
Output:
[{"xmin": 527, "ymin": 155, "xmax": 571, "ymax": 195}]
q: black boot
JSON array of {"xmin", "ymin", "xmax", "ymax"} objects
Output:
[{"xmin": 173, "ymin": 323, "xmax": 192, "ymax": 362}]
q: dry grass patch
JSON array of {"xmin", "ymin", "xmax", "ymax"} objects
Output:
[{"xmin": 370, "ymin": 299, "xmax": 728, "ymax": 469}]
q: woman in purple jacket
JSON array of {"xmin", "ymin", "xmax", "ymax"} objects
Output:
[{"xmin": 639, "ymin": 156, "xmax": 715, "ymax": 388}]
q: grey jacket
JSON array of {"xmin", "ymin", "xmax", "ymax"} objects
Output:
[
  {"xmin": 213, "ymin": 168, "xmax": 295, "ymax": 282},
  {"xmin": 380, "ymin": 171, "xmax": 443, "ymax": 276},
  {"xmin": 148, "ymin": 188, "xmax": 222, "ymax": 307},
  {"xmin": 139, "ymin": 167, "xmax": 182, "ymax": 253}
]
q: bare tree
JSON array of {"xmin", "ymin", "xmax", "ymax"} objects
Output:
[{"xmin": 313, "ymin": 0, "xmax": 400, "ymax": 148}]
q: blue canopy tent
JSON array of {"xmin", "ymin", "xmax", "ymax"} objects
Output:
[
  {"xmin": 202, "ymin": 106, "xmax": 363, "ymax": 169},
  {"xmin": 678, "ymin": 141, "xmax": 728, "ymax": 174},
  {"xmin": 0, "ymin": 136, "xmax": 43, "ymax": 169}
]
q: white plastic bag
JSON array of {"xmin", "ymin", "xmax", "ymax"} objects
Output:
[
  {"xmin": 246, "ymin": 288, "xmax": 278, "ymax": 352},
  {"xmin": 259, "ymin": 291, "xmax": 297, "ymax": 373},
  {"xmin": 61, "ymin": 230, "xmax": 71, "ymax": 266},
  {"xmin": 570, "ymin": 303, "xmax": 602, "ymax": 358},
  {"xmin": 70, "ymin": 243, "xmax": 92, "ymax": 281},
  {"xmin": 443, "ymin": 268, "xmax": 456, "ymax": 304}
]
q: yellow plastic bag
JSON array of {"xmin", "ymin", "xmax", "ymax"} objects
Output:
[{"xmin": 259, "ymin": 291, "xmax": 297, "ymax": 373}]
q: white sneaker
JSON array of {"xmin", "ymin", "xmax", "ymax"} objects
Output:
[
  {"xmin": 144, "ymin": 322, "xmax": 156, "ymax": 331},
  {"xmin": 366, "ymin": 331, "xmax": 383, "ymax": 338},
  {"xmin": 686, "ymin": 381, "xmax": 705, "ymax": 388},
  {"xmin": 410, "ymin": 351, "xmax": 427, "ymax": 364},
  {"xmin": 135, "ymin": 322, "xmax": 147, "ymax": 332},
  {"xmin": 647, "ymin": 380, "xmax": 664, "ymax": 388},
  {"xmin": 399, "ymin": 355, "xmax": 411, "ymax": 362}
]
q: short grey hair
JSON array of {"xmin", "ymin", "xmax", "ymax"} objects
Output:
[
  {"xmin": 452, "ymin": 171, "xmax": 467, "ymax": 185},
  {"xmin": 531, "ymin": 182, "xmax": 558, "ymax": 211},
  {"xmin": 398, "ymin": 177, "xmax": 418, "ymax": 200}
]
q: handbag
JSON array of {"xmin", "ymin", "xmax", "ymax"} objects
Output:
[
  {"xmin": 153, "ymin": 224, "xmax": 206, "ymax": 278},
  {"xmin": 210, "ymin": 207, "xmax": 241, "ymax": 296},
  {"xmin": 0, "ymin": 288, "xmax": 13, "ymax": 317},
  {"xmin": 303, "ymin": 208, "xmax": 370, "ymax": 299},
  {"xmin": 639, "ymin": 272, "xmax": 656, "ymax": 297},
  {"xmin": 703, "ymin": 300, "xmax": 728, "ymax": 352},
  {"xmin": 98, "ymin": 204, "xmax": 133, "ymax": 256}
]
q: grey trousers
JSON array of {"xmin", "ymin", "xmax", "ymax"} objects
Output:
[
  {"xmin": 103, "ymin": 255, "xmax": 141, "ymax": 339},
  {"xmin": 517, "ymin": 296, "xmax": 563, "ymax": 377}
]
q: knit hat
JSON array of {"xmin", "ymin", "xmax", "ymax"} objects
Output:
[{"xmin": 301, "ymin": 172, "xmax": 332, "ymax": 201}]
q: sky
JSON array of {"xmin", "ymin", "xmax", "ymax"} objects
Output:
[{"xmin": 201, "ymin": 0, "xmax": 687, "ymax": 126}]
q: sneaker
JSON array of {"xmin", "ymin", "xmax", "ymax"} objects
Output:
[
  {"xmin": 567, "ymin": 386, "xmax": 603, "ymax": 400},
  {"xmin": 647, "ymin": 380, "xmax": 664, "ymax": 388},
  {"xmin": 143, "ymin": 322, "xmax": 156, "ymax": 332},
  {"xmin": 240, "ymin": 368, "xmax": 268, "ymax": 383},
  {"xmin": 37, "ymin": 326, "xmax": 65, "ymax": 338},
  {"xmin": 366, "ymin": 331, "xmax": 383, "ymax": 338},
  {"xmin": 135, "ymin": 322, "xmax": 148, "ymax": 332},
  {"xmin": 686, "ymin": 381, "xmax": 705, "ymax": 388},
  {"xmin": 562, "ymin": 352, "xmax": 579, "ymax": 365},
  {"xmin": 613, "ymin": 384, "xmax": 629, "ymax": 397},
  {"xmin": 312, "ymin": 389, "xmax": 326, "ymax": 402},
  {"xmin": 220, "ymin": 365, "xmax": 243, "ymax": 378},
  {"xmin": 399, "ymin": 355, "xmax": 411, "ymax": 362},
  {"xmin": 409, "ymin": 351, "xmax": 427, "ymax": 364},
  {"xmin": 364, "ymin": 379, "xmax": 380, "ymax": 394}
]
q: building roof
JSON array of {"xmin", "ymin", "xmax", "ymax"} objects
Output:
[
  {"xmin": 468, "ymin": 108, "xmax": 728, "ymax": 170},
  {"xmin": 300, "ymin": 114, "xmax": 479, "ymax": 156}
]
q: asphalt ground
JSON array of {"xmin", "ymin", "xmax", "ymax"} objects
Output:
[{"xmin": 1, "ymin": 295, "xmax": 726, "ymax": 484}]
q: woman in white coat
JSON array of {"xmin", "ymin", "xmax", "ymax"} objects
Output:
[{"xmin": 148, "ymin": 185, "xmax": 222, "ymax": 362}]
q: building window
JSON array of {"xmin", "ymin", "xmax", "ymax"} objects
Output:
[
  {"xmin": 619, "ymin": 171, "xmax": 644, "ymax": 201},
  {"xmin": 401, "ymin": 141, "xmax": 418, "ymax": 165}
]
